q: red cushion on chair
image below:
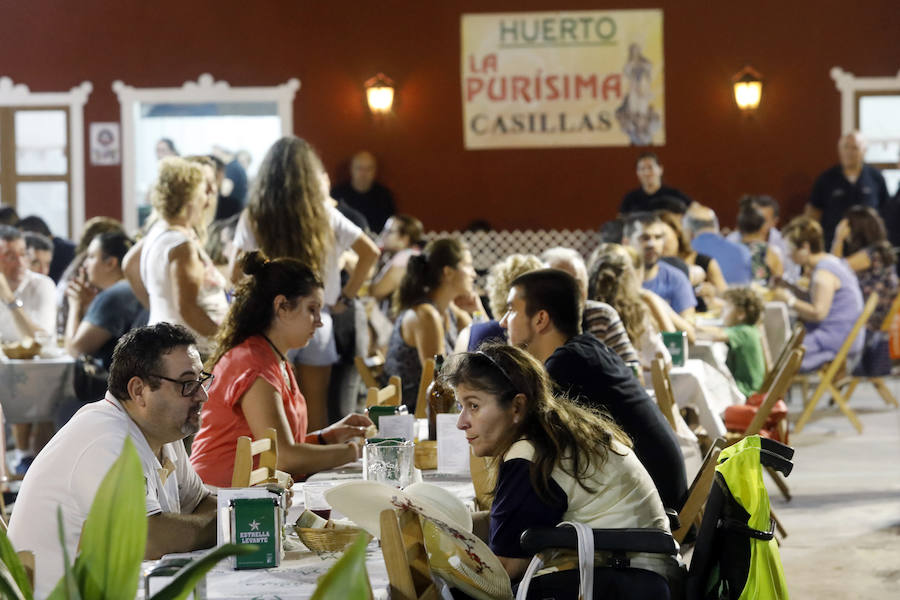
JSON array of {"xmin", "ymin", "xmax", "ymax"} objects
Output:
[{"xmin": 724, "ymin": 394, "xmax": 789, "ymax": 443}]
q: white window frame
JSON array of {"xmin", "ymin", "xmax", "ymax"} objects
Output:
[
  {"xmin": 0, "ymin": 76, "xmax": 93, "ymax": 237},
  {"xmin": 112, "ymin": 73, "xmax": 301, "ymax": 232},
  {"xmin": 831, "ymin": 66, "xmax": 900, "ymax": 141}
]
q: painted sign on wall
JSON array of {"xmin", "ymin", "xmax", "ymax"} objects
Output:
[{"xmin": 461, "ymin": 10, "xmax": 665, "ymax": 149}]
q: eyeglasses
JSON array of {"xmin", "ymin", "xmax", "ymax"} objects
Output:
[{"xmin": 149, "ymin": 371, "xmax": 214, "ymax": 397}]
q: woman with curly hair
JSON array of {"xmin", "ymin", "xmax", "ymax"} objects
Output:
[
  {"xmin": 446, "ymin": 344, "xmax": 673, "ymax": 590},
  {"xmin": 230, "ymin": 137, "xmax": 379, "ymax": 429},
  {"xmin": 190, "ymin": 251, "xmax": 372, "ymax": 487},
  {"xmin": 589, "ymin": 244, "xmax": 671, "ymax": 372},
  {"xmin": 774, "ymin": 216, "xmax": 864, "ymax": 372},
  {"xmin": 126, "ymin": 156, "xmax": 228, "ymax": 357}
]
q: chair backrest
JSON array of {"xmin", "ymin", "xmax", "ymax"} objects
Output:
[
  {"xmin": 819, "ymin": 293, "xmax": 878, "ymax": 382},
  {"xmin": 231, "ymin": 427, "xmax": 278, "ymax": 487},
  {"xmin": 759, "ymin": 323, "xmax": 804, "ymax": 394},
  {"xmin": 757, "ymin": 322, "xmax": 773, "ymax": 375},
  {"xmin": 354, "ymin": 352, "xmax": 385, "ymax": 390},
  {"xmin": 880, "ymin": 289, "xmax": 900, "ymax": 331},
  {"xmin": 379, "ymin": 508, "xmax": 438, "ymax": 600},
  {"xmin": 366, "ymin": 375, "xmax": 402, "ymax": 408},
  {"xmin": 414, "ymin": 358, "xmax": 436, "ymax": 419},
  {"xmin": 745, "ymin": 348, "xmax": 804, "ymax": 436},
  {"xmin": 650, "ymin": 353, "xmax": 679, "ymax": 432},
  {"xmin": 673, "ymin": 438, "xmax": 726, "ymax": 544},
  {"xmin": 687, "ymin": 439, "xmax": 792, "ymax": 598}
]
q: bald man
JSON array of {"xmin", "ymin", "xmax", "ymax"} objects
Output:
[
  {"xmin": 807, "ymin": 131, "xmax": 888, "ymax": 250},
  {"xmin": 331, "ymin": 151, "xmax": 396, "ymax": 232}
]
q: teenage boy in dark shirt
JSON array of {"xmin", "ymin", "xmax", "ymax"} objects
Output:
[{"xmin": 499, "ymin": 268, "xmax": 687, "ymax": 510}]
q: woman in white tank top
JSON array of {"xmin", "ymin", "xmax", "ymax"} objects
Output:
[{"xmin": 129, "ymin": 157, "xmax": 228, "ymax": 357}]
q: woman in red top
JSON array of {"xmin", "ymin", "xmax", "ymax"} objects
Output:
[{"xmin": 190, "ymin": 251, "xmax": 371, "ymax": 486}]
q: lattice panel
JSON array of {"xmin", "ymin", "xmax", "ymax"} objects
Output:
[{"xmin": 423, "ymin": 229, "xmax": 602, "ymax": 289}]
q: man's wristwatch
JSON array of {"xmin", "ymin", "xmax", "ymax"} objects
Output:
[{"xmin": 6, "ymin": 297, "xmax": 23, "ymax": 311}]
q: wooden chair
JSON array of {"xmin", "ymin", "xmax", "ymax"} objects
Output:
[
  {"xmin": 794, "ymin": 293, "xmax": 878, "ymax": 434},
  {"xmin": 673, "ymin": 438, "xmax": 726, "ymax": 544},
  {"xmin": 650, "ymin": 353, "xmax": 680, "ymax": 433},
  {"xmin": 231, "ymin": 427, "xmax": 278, "ymax": 487},
  {"xmin": 840, "ymin": 290, "xmax": 900, "ymax": 410},
  {"xmin": 380, "ymin": 508, "xmax": 439, "ymax": 600},
  {"xmin": 729, "ymin": 348, "xmax": 805, "ymax": 504},
  {"xmin": 414, "ymin": 358, "xmax": 436, "ymax": 419},
  {"xmin": 759, "ymin": 323, "xmax": 805, "ymax": 396},
  {"xmin": 730, "ymin": 348, "xmax": 804, "ymax": 443},
  {"xmin": 354, "ymin": 351, "xmax": 385, "ymax": 390},
  {"xmin": 366, "ymin": 375, "xmax": 402, "ymax": 408},
  {"xmin": 757, "ymin": 322, "xmax": 774, "ymax": 376}
]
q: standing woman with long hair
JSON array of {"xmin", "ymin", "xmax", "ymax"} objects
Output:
[
  {"xmin": 190, "ymin": 252, "xmax": 371, "ymax": 487},
  {"xmin": 230, "ymin": 136, "xmax": 379, "ymax": 430},
  {"xmin": 383, "ymin": 237, "xmax": 476, "ymax": 408}
]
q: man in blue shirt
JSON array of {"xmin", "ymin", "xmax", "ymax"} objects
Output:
[
  {"xmin": 685, "ymin": 207, "xmax": 753, "ymax": 285},
  {"xmin": 625, "ymin": 213, "xmax": 697, "ymax": 319},
  {"xmin": 806, "ymin": 131, "xmax": 888, "ymax": 250}
]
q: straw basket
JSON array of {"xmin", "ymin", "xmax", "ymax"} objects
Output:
[
  {"xmin": 1, "ymin": 339, "xmax": 41, "ymax": 360},
  {"xmin": 294, "ymin": 526, "xmax": 370, "ymax": 553}
]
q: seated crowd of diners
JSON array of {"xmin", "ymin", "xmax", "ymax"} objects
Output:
[{"xmin": 1, "ymin": 132, "xmax": 895, "ymax": 597}]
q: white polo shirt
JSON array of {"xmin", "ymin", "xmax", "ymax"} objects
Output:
[
  {"xmin": 0, "ymin": 269, "xmax": 57, "ymax": 343},
  {"xmin": 8, "ymin": 393, "xmax": 209, "ymax": 599}
]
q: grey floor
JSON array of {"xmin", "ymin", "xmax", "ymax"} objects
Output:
[{"xmin": 774, "ymin": 380, "xmax": 900, "ymax": 598}]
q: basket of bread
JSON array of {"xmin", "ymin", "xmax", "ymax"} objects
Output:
[
  {"xmin": 1, "ymin": 337, "xmax": 41, "ymax": 360},
  {"xmin": 293, "ymin": 510, "xmax": 371, "ymax": 553}
]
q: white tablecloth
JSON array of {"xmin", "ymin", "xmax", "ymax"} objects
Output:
[
  {"xmin": 0, "ymin": 354, "xmax": 74, "ymax": 422},
  {"xmin": 143, "ymin": 467, "xmax": 475, "ymax": 599},
  {"xmin": 669, "ymin": 359, "xmax": 744, "ymax": 437},
  {"xmin": 689, "ymin": 340, "xmax": 731, "ymax": 379}
]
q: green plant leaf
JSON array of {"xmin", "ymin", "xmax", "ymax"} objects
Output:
[
  {"xmin": 309, "ymin": 533, "xmax": 371, "ymax": 600},
  {"xmin": 149, "ymin": 543, "xmax": 258, "ymax": 600},
  {"xmin": 47, "ymin": 507, "xmax": 82, "ymax": 600},
  {"xmin": 74, "ymin": 437, "xmax": 147, "ymax": 599},
  {"xmin": 0, "ymin": 521, "xmax": 32, "ymax": 599},
  {"xmin": 0, "ymin": 561, "xmax": 27, "ymax": 600}
]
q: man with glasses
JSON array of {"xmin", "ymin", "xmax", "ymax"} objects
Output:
[{"xmin": 9, "ymin": 323, "xmax": 218, "ymax": 599}]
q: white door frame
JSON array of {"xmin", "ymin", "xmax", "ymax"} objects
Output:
[
  {"xmin": 112, "ymin": 73, "xmax": 300, "ymax": 232},
  {"xmin": 0, "ymin": 76, "xmax": 93, "ymax": 237}
]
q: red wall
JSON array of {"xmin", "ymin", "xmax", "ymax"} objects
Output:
[{"xmin": 1, "ymin": 1, "xmax": 898, "ymax": 233}]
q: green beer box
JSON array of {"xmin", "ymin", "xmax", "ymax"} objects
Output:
[
  {"xmin": 230, "ymin": 497, "xmax": 282, "ymax": 569},
  {"xmin": 661, "ymin": 331, "xmax": 688, "ymax": 367}
]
